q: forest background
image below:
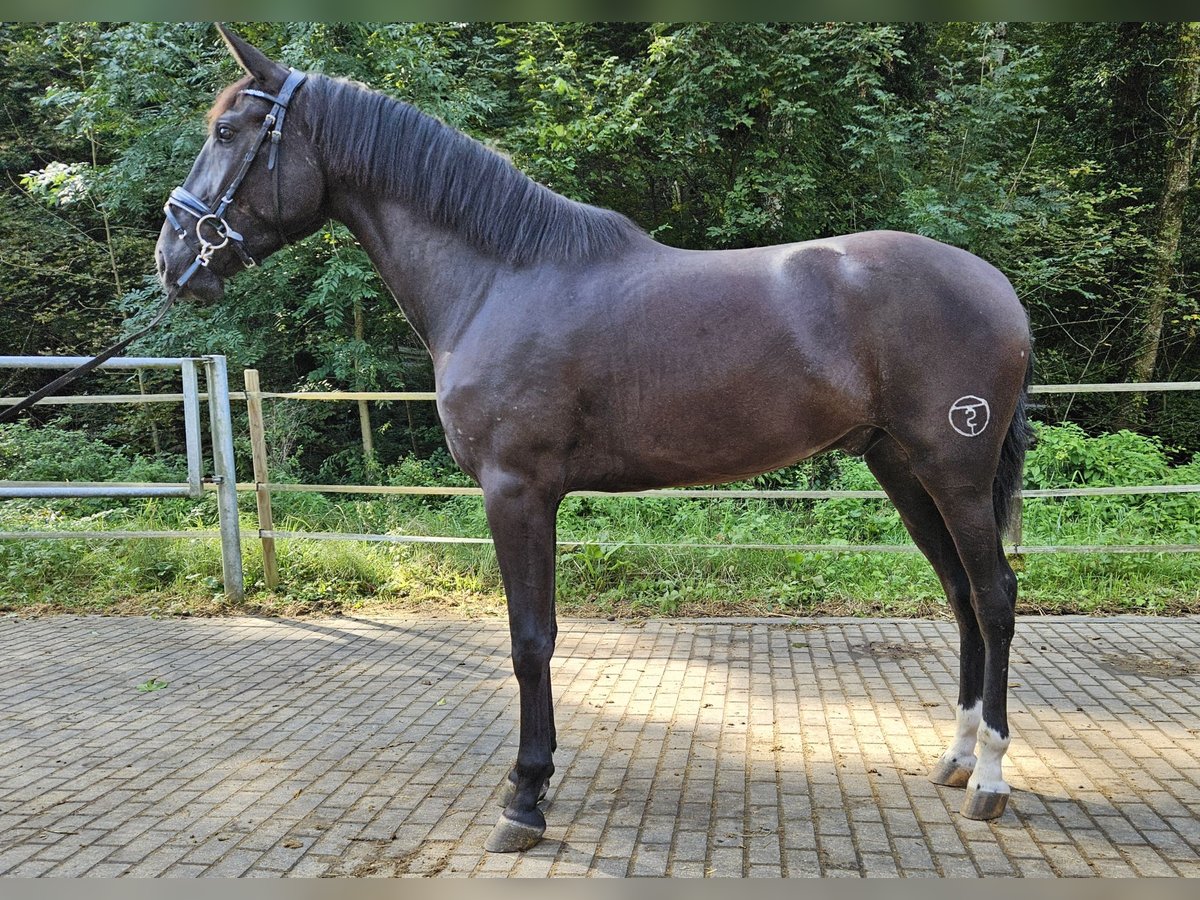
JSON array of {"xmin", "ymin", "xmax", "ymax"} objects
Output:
[{"xmin": 1, "ymin": 22, "xmax": 1197, "ymax": 615}]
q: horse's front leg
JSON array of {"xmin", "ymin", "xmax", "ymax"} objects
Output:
[
  {"xmin": 481, "ymin": 471, "xmax": 561, "ymax": 853},
  {"xmin": 499, "ymin": 624, "xmax": 555, "ymax": 808}
]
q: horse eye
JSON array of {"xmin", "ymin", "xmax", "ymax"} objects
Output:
[{"xmin": 215, "ymin": 124, "xmax": 235, "ymax": 143}]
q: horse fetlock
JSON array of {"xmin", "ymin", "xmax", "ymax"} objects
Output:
[
  {"xmin": 966, "ymin": 721, "xmax": 1010, "ymax": 795},
  {"xmin": 499, "ymin": 771, "xmax": 550, "ymax": 807},
  {"xmin": 930, "ymin": 700, "xmax": 982, "ymax": 787}
]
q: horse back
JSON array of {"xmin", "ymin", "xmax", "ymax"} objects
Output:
[{"xmin": 437, "ymin": 230, "xmax": 1030, "ymax": 492}]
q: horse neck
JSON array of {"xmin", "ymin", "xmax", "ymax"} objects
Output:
[{"xmin": 327, "ymin": 185, "xmax": 501, "ymax": 355}]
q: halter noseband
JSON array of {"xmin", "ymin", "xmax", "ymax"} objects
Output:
[{"xmin": 164, "ymin": 68, "xmax": 307, "ymax": 288}]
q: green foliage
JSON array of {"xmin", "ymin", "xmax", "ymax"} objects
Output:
[
  {"xmin": 1024, "ymin": 422, "xmax": 1169, "ymax": 488},
  {"xmin": 385, "ymin": 453, "xmax": 474, "ymax": 489},
  {"xmin": 1, "ymin": 22, "xmax": 1198, "ymax": 622},
  {"xmin": 0, "ymin": 420, "xmax": 176, "ymax": 484},
  {"xmin": 810, "ymin": 458, "xmax": 903, "ymax": 545},
  {"xmin": 2, "ymin": 422, "xmax": 1195, "ymax": 615}
]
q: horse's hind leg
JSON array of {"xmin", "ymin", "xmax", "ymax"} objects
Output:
[
  {"xmin": 480, "ymin": 471, "xmax": 561, "ymax": 852},
  {"xmin": 865, "ymin": 437, "xmax": 984, "ymax": 789},
  {"xmin": 911, "ymin": 462, "xmax": 1018, "ymax": 820}
]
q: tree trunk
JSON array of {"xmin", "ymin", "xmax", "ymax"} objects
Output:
[
  {"xmin": 353, "ymin": 299, "xmax": 376, "ymax": 475},
  {"xmin": 1124, "ymin": 22, "xmax": 1200, "ymax": 423}
]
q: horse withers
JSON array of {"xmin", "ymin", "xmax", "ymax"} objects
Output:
[{"xmin": 156, "ymin": 25, "xmax": 1034, "ymax": 853}]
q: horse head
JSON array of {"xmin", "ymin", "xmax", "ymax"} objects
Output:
[{"xmin": 155, "ymin": 25, "xmax": 327, "ymax": 301}]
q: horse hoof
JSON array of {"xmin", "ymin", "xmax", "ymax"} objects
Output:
[
  {"xmin": 928, "ymin": 757, "xmax": 973, "ymax": 788},
  {"xmin": 498, "ymin": 776, "xmax": 550, "ymax": 807},
  {"xmin": 484, "ymin": 810, "xmax": 546, "ymax": 853},
  {"xmin": 961, "ymin": 785, "xmax": 1009, "ymax": 820}
]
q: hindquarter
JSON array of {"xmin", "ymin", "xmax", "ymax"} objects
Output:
[{"xmin": 841, "ymin": 232, "xmax": 1031, "ymax": 480}]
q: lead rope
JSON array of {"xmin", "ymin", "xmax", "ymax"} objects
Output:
[{"xmin": 0, "ymin": 289, "xmax": 178, "ymax": 425}]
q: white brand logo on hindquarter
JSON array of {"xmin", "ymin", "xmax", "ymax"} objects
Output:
[{"xmin": 949, "ymin": 396, "xmax": 991, "ymax": 437}]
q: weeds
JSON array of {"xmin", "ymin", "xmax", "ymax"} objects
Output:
[{"xmin": 1, "ymin": 422, "xmax": 1197, "ymax": 617}]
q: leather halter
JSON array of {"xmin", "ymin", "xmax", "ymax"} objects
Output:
[{"xmin": 164, "ymin": 68, "xmax": 307, "ymax": 288}]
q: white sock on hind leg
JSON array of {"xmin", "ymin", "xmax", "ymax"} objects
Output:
[
  {"xmin": 937, "ymin": 700, "xmax": 981, "ymax": 770},
  {"xmin": 968, "ymin": 721, "xmax": 1011, "ymax": 794}
]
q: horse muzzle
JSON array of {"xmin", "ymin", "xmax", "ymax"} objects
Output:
[{"xmin": 155, "ymin": 226, "xmax": 226, "ymax": 301}]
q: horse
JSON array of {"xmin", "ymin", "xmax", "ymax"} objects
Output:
[{"xmin": 156, "ymin": 25, "xmax": 1034, "ymax": 854}]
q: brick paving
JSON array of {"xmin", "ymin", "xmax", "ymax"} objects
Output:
[{"xmin": 0, "ymin": 613, "xmax": 1196, "ymax": 878}]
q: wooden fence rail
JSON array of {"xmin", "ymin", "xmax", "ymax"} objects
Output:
[{"xmin": 219, "ymin": 373, "xmax": 1200, "ymax": 562}]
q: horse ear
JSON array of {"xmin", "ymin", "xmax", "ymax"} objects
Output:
[{"xmin": 215, "ymin": 24, "xmax": 285, "ymax": 86}]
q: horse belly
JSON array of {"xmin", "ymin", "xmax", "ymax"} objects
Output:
[
  {"xmin": 575, "ymin": 359, "xmax": 867, "ymax": 491},
  {"xmin": 568, "ymin": 261, "xmax": 871, "ymax": 490}
]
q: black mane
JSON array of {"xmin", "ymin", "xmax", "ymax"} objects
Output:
[{"xmin": 300, "ymin": 74, "xmax": 641, "ymax": 266}]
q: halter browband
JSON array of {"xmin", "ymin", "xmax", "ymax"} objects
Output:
[{"xmin": 164, "ymin": 68, "xmax": 307, "ymax": 287}]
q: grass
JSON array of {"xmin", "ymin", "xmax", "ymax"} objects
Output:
[
  {"xmin": 2, "ymin": 422, "xmax": 1198, "ymax": 619},
  {"xmin": 1, "ymin": 493, "xmax": 1197, "ymax": 620}
]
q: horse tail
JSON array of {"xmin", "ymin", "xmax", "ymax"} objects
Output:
[{"xmin": 993, "ymin": 341, "xmax": 1035, "ymax": 540}]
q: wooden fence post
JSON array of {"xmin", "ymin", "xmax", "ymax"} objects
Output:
[
  {"xmin": 243, "ymin": 369, "xmax": 279, "ymax": 590},
  {"xmin": 1012, "ymin": 492, "xmax": 1024, "ymax": 557}
]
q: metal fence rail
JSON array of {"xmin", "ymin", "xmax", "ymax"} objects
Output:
[
  {"xmin": 2, "ymin": 373, "xmax": 1199, "ymax": 595},
  {"xmin": 0, "ymin": 355, "xmax": 244, "ymax": 600},
  {"xmin": 254, "ymin": 531, "xmax": 1200, "ymax": 555},
  {"xmin": 243, "ymin": 481, "xmax": 1200, "ymax": 500},
  {"xmin": 221, "ymin": 376, "xmax": 1198, "ymax": 559}
]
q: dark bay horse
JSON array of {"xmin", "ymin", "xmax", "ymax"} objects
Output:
[{"xmin": 156, "ymin": 26, "xmax": 1034, "ymax": 853}]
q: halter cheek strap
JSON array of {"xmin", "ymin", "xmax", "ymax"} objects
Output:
[{"xmin": 165, "ymin": 68, "xmax": 307, "ymax": 287}]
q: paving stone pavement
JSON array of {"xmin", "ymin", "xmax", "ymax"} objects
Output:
[{"xmin": 0, "ymin": 613, "xmax": 1196, "ymax": 878}]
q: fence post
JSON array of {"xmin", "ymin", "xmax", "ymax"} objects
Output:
[
  {"xmin": 1013, "ymin": 492, "xmax": 1024, "ymax": 552},
  {"xmin": 204, "ymin": 355, "xmax": 244, "ymax": 602},
  {"xmin": 243, "ymin": 368, "xmax": 279, "ymax": 591},
  {"xmin": 181, "ymin": 360, "xmax": 204, "ymax": 499}
]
